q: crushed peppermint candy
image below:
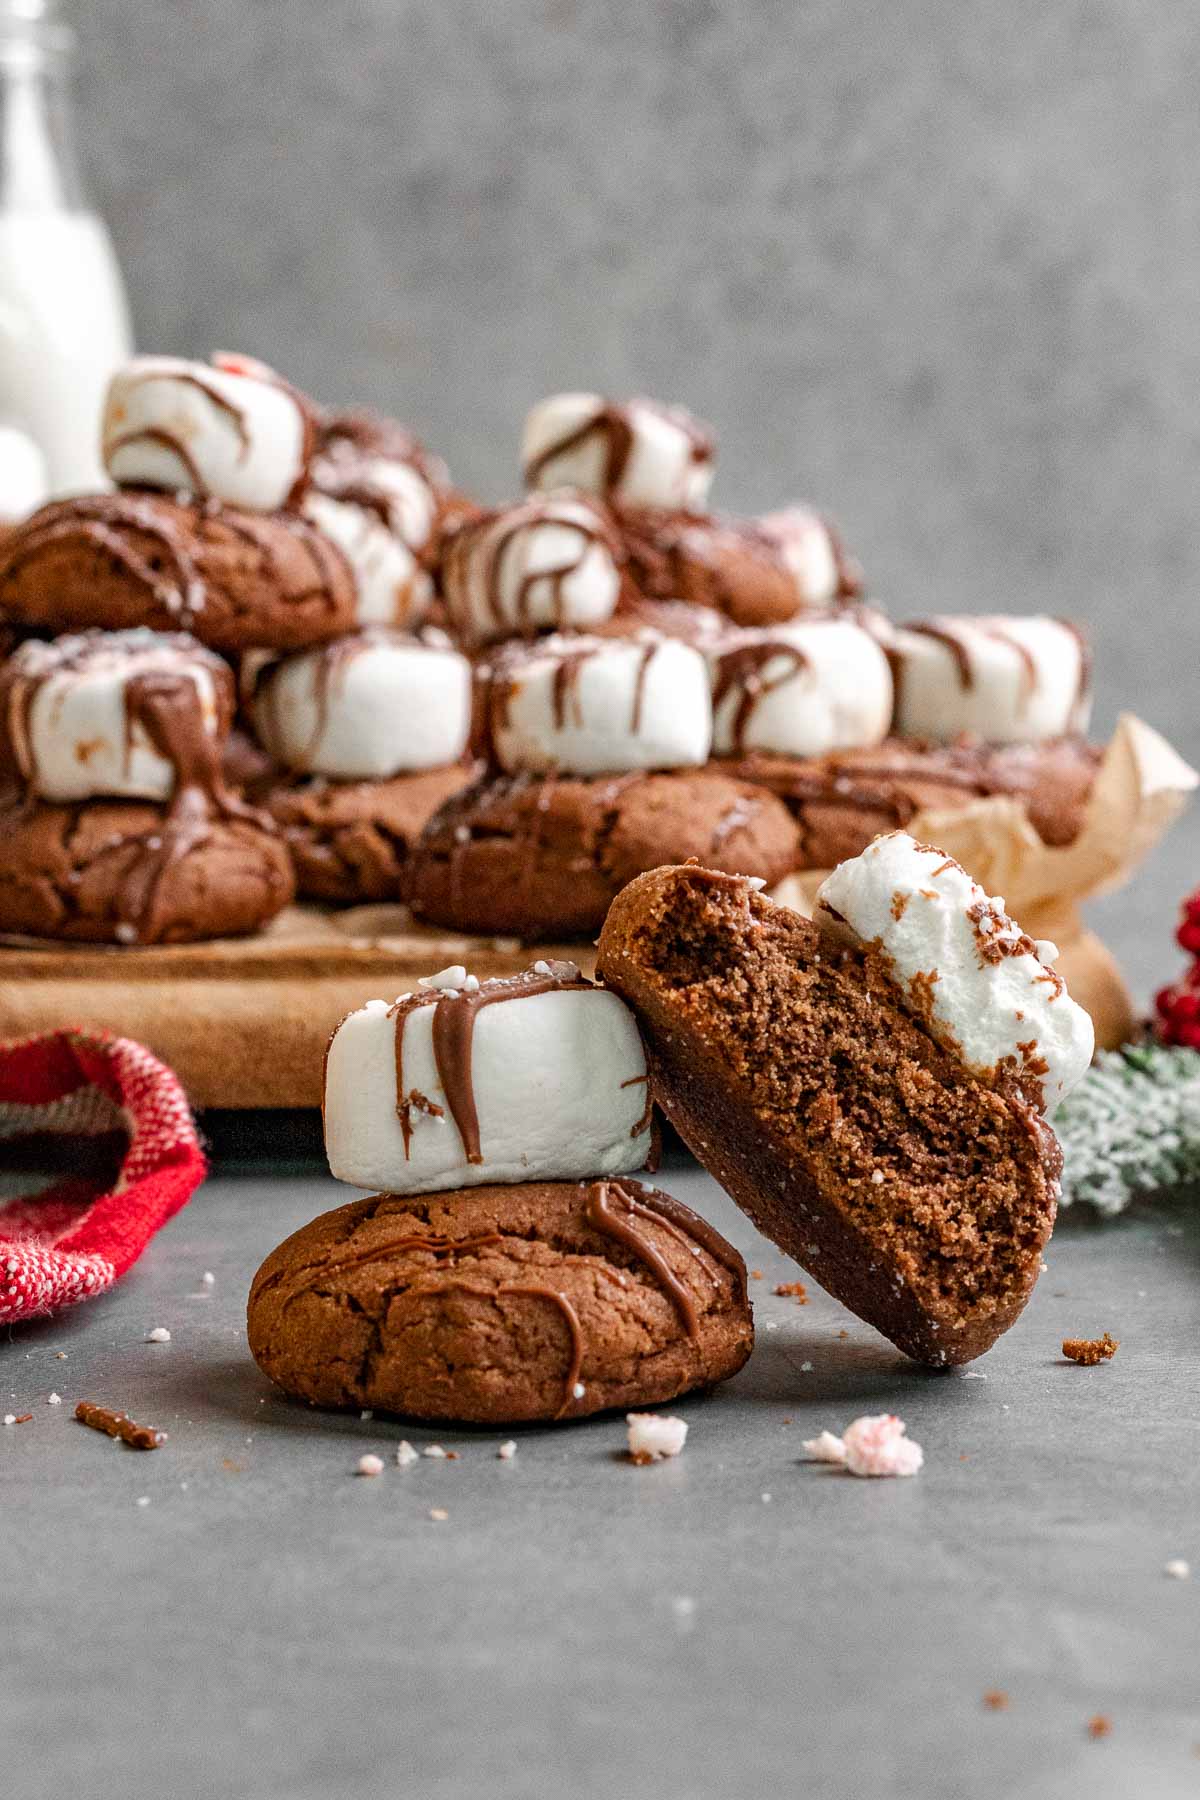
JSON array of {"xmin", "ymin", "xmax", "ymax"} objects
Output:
[
  {"xmin": 145, "ymin": 1327, "xmax": 171, "ymax": 1343},
  {"xmin": 1164, "ymin": 1559, "xmax": 1191, "ymax": 1580},
  {"xmin": 497, "ymin": 1440, "xmax": 517, "ymax": 1460},
  {"xmin": 356, "ymin": 1454, "xmax": 385, "ymax": 1477},
  {"xmin": 803, "ymin": 1414, "xmax": 923, "ymax": 1477},
  {"xmin": 627, "ymin": 1413, "xmax": 687, "ymax": 1464},
  {"xmin": 423, "ymin": 1444, "xmax": 448, "ymax": 1459},
  {"xmin": 47, "ymin": 1392, "xmax": 62, "ymax": 1405},
  {"xmin": 396, "ymin": 1441, "xmax": 419, "ymax": 1467}
]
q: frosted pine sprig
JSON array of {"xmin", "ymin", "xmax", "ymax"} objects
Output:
[{"xmin": 1057, "ymin": 1043, "xmax": 1200, "ymax": 1214}]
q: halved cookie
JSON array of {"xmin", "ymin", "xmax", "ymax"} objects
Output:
[{"xmin": 597, "ymin": 848, "xmax": 1092, "ymax": 1364}]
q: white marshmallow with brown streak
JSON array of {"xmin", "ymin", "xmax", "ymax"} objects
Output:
[
  {"xmin": 252, "ymin": 630, "xmax": 471, "ymax": 779},
  {"xmin": 755, "ymin": 506, "xmax": 855, "ymax": 609},
  {"xmin": 1, "ymin": 628, "xmax": 231, "ymax": 804},
  {"xmin": 441, "ymin": 496, "xmax": 622, "ymax": 645},
  {"xmin": 887, "ymin": 615, "xmax": 1091, "ymax": 745},
  {"xmin": 522, "ymin": 393, "xmax": 714, "ymax": 510},
  {"xmin": 102, "ymin": 354, "xmax": 312, "ymax": 511},
  {"xmin": 324, "ymin": 962, "xmax": 653, "ymax": 1194},
  {"xmin": 303, "ymin": 490, "xmax": 434, "ymax": 629},
  {"xmin": 483, "ymin": 633, "xmax": 712, "ymax": 776},
  {"xmin": 709, "ymin": 617, "xmax": 893, "ymax": 758}
]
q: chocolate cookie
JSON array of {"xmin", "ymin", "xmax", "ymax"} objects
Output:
[
  {"xmin": 261, "ymin": 764, "xmax": 476, "ymax": 905},
  {"xmin": 0, "ymin": 492, "xmax": 356, "ymax": 653},
  {"xmin": 618, "ymin": 508, "xmax": 857, "ymax": 627},
  {"xmin": 247, "ymin": 1179, "xmax": 753, "ymax": 1423},
  {"xmin": 0, "ymin": 794, "xmax": 294, "ymax": 943},
  {"xmin": 722, "ymin": 737, "xmax": 1101, "ymax": 867},
  {"xmin": 597, "ymin": 865, "xmax": 1062, "ymax": 1365},
  {"xmin": 410, "ymin": 767, "xmax": 801, "ymax": 939}
]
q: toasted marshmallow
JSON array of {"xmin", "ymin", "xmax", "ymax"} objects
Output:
[
  {"xmin": 523, "ymin": 393, "xmax": 715, "ymax": 510},
  {"xmin": 815, "ymin": 832, "xmax": 1094, "ymax": 1112},
  {"xmin": 0, "ymin": 629, "xmax": 231, "ymax": 803},
  {"xmin": 755, "ymin": 506, "xmax": 858, "ymax": 608},
  {"xmin": 252, "ymin": 629, "xmax": 471, "ymax": 779},
  {"xmin": 303, "ymin": 490, "xmax": 434, "ymax": 628},
  {"xmin": 481, "ymin": 633, "xmax": 712, "ymax": 776},
  {"xmin": 709, "ymin": 618, "xmax": 893, "ymax": 758},
  {"xmin": 102, "ymin": 353, "xmax": 312, "ymax": 511},
  {"xmin": 324, "ymin": 961, "xmax": 652, "ymax": 1193},
  {"xmin": 888, "ymin": 616, "xmax": 1091, "ymax": 745},
  {"xmin": 441, "ymin": 495, "xmax": 623, "ymax": 645}
]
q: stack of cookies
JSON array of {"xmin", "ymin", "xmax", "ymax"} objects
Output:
[
  {"xmin": 0, "ymin": 354, "xmax": 477, "ymax": 939},
  {"xmin": 408, "ymin": 389, "xmax": 1102, "ymax": 937},
  {"xmin": 248, "ymin": 958, "xmax": 753, "ymax": 1422}
]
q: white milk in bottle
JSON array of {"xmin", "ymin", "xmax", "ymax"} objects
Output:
[{"xmin": 0, "ymin": 0, "xmax": 132, "ymax": 499}]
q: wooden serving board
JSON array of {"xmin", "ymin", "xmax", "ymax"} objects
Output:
[{"xmin": 0, "ymin": 904, "xmax": 1135, "ymax": 1110}]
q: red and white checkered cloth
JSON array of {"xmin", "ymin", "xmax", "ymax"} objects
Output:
[{"xmin": 0, "ymin": 1029, "xmax": 205, "ymax": 1324}]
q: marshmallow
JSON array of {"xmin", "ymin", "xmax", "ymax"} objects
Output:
[
  {"xmin": 522, "ymin": 393, "xmax": 715, "ymax": 510},
  {"xmin": 1, "ymin": 629, "xmax": 232, "ymax": 803},
  {"xmin": 102, "ymin": 353, "xmax": 312, "ymax": 511},
  {"xmin": 709, "ymin": 617, "xmax": 893, "ymax": 758},
  {"xmin": 441, "ymin": 496, "xmax": 623, "ymax": 644},
  {"xmin": 252, "ymin": 629, "xmax": 471, "ymax": 779},
  {"xmin": 887, "ymin": 615, "xmax": 1091, "ymax": 745},
  {"xmin": 312, "ymin": 446, "xmax": 440, "ymax": 554},
  {"xmin": 481, "ymin": 633, "xmax": 712, "ymax": 776},
  {"xmin": 303, "ymin": 490, "xmax": 434, "ymax": 628},
  {"xmin": 755, "ymin": 506, "xmax": 859, "ymax": 608},
  {"xmin": 324, "ymin": 961, "xmax": 653, "ymax": 1194},
  {"xmin": 816, "ymin": 832, "xmax": 1094, "ymax": 1113}
]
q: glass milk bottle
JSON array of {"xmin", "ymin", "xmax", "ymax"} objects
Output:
[{"xmin": 0, "ymin": 0, "xmax": 132, "ymax": 497}]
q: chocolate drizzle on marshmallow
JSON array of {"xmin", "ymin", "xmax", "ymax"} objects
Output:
[
  {"xmin": 388, "ymin": 962, "xmax": 593, "ymax": 1164},
  {"xmin": 524, "ymin": 400, "xmax": 714, "ymax": 497}
]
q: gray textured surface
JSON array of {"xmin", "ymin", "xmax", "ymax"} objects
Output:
[
  {"xmin": 3, "ymin": 1131, "xmax": 1198, "ymax": 1800},
  {"xmin": 68, "ymin": 0, "xmax": 1200, "ymax": 1003}
]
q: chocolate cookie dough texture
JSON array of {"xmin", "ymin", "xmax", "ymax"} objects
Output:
[
  {"xmin": 412, "ymin": 631, "xmax": 800, "ymax": 937},
  {"xmin": 440, "ymin": 494, "xmax": 627, "ymax": 644},
  {"xmin": 0, "ymin": 629, "xmax": 293, "ymax": 943},
  {"xmin": 885, "ymin": 614, "xmax": 1092, "ymax": 744},
  {"xmin": 598, "ymin": 841, "xmax": 1093, "ymax": 1366},
  {"xmin": 249, "ymin": 960, "xmax": 752, "ymax": 1422},
  {"xmin": 251, "ymin": 628, "xmax": 475, "ymax": 904}
]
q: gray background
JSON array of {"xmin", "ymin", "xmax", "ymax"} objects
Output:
[{"xmin": 75, "ymin": 0, "xmax": 1200, "ymax": 996}]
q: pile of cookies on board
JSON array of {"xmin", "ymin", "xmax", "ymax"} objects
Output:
[
  {"xmin": 247, "ymin": 825, "xmax": 1095, "ymax": 1428},
  {"xmin": 0, "ymin": 355, "xmax": 1107, "ymax": 946}
]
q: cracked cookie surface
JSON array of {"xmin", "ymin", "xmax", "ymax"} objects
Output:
[
  {"xmin": 409, "ymin": 768, "xmax": 800, "ymax": 938},
  {"xmin": 0, "ymin": 492, "xmax": 356, "ymax": 653},
  {"xmin": 247, "ymin": 1179, "xmax": 753, "ymax": 1423},
  {"xmin": 0, "ymin": 793, "xmax": 295, "ymax": 943},
  {"xmin": 260, "ymin": 764, "xmax": 476, "ymax": 904}
]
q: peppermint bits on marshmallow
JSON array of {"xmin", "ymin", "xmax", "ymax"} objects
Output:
[{"xmin": 815, "ymin": 832, "xmax": 1094, "ymax": 1112}]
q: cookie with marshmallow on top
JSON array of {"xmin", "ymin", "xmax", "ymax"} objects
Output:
[
  {"xmin": 409, "ymin": 630, "xmax": 800, "ymax": 938},
  {"xmin": 247, "ymin": 956, "xmax": 753, "ymax": 1424},
  {"xmin": 0, "ymin": 628, "xmax": 293, "ymax": 944}
]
